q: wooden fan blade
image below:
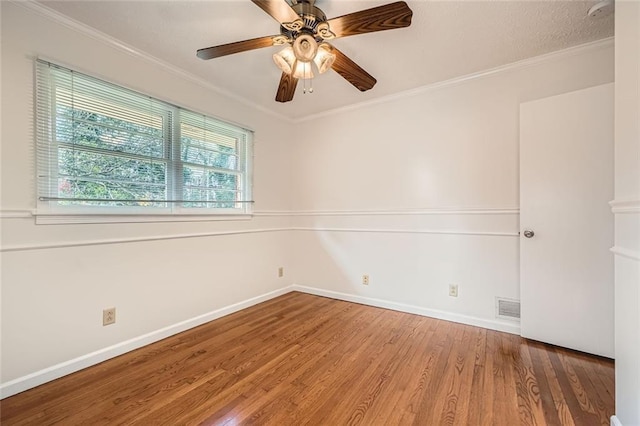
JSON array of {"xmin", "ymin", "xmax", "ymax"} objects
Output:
[
  {"xmin": 327, "ymin": 1, "xmax": 413, "ymax": 38},
  {"xmin": 196, "ymin": 35, "xmax": 278, "ymax": 60},
  {"xmin": 275, "ymin": 72, "xmax": 299, "ymax": 102},
  {"xmin": 251, "ymin": 0, "xmax": 300, "ymax": 25},
  {"xmin": 331, "ymin": 47, "xmax": 376, "ymax": 92}
]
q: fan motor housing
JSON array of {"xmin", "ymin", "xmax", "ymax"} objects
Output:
[
  {"xmin": 281, "ymin": 2, "xmax": 327, "ymax": 40},
  {"xmin": 292, "ymin": 1, "xmax": 327, "ymax": 23}
]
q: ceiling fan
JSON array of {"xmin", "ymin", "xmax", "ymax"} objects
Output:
[{"xmin": 196, "ymin": 0, "xmax": 413, "ymax": 103}]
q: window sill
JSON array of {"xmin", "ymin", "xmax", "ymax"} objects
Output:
[{"xmin": 34, "ymin": 210, "xmax": 253, "ymax": 225}]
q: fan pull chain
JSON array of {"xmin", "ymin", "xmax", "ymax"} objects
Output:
[{"xmin": 302, "ymin": 62, "xmax": 313, "ymax": 95}]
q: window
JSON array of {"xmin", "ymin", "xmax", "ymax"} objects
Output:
[{"xmin": 35, "ymin": 60, "xmax": 253, "ymax": 221}]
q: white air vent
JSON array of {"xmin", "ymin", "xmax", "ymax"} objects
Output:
[{"xmin": 496, "ymin": 297, "xmax": 520, "ymax": 321}]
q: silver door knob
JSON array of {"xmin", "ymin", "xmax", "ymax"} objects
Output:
[{"xmin": 523, "ymin": 230, "xmax": 535, "ymax": 238}]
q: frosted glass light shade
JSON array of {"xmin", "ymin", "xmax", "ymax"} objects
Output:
[
  {"xmin": 292, "ymin": 34, "xmax": 318, "ymax": 62},
  {"xmin": 313, "ymin": 43, "xmax": 336, "ymax": 74},
  {"xmin": 292, "ymin": 60, "xmax": 314, "ymax": 79},
  {"xmin": 273, "ymin": 46, "xmax": 296, "ymax": 74}
]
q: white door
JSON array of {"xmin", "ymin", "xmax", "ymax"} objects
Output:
[{"xmin": 519, "ymin": 83, "xmax": 614, "ymax": 358}]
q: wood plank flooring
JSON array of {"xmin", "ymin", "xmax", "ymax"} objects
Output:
[{"xmin": 1, "ymin": 292, "xmax": 615, "ymax": 425}]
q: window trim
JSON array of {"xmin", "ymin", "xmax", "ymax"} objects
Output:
[{"xmin": 34, "ymin": 59, "xmax": 254, "ymax": 224}]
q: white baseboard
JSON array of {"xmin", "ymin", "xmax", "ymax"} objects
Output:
[
  {"xmin": 291, "ymin": 285, "xmax": 521, "ymax": 335},
  {"xmin": 611, "ymin": 415, "xmax": 623, "ymax": 426},
  {"xmin": 0, "ymin": 286, "xmax": 294, "ymax": 399},
  {"xmin": 2, "ymin": 284, "xmax": 520, "ymax": 399}
]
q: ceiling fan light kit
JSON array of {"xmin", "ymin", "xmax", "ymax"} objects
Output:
[
  {"xmin": 313, "ymin": 43, "xmax": 335, "ymax": 74},
  {"xmin": 273, "ymin": 46, "xmax": 296, "ymax": 74},
  {"xmin": 292, "ymin": 34, "xmax": 318, "ymax": 62},
  {"xmin": 197, "ymin": 0, "xmax": 413, "ymax": 103},
  {"xmin": 273, "ymin": 35, "xmax": 335, "ymax": 81},
  {"xmin": 293, "ymin": 60, "xmax": 314, "ymax": 80}
]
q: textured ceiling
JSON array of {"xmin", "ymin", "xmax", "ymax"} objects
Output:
[{"xmin": 37, "ymin": 0, "xmax": 614, "ymax": 119}]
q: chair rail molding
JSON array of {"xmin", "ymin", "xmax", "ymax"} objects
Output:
[
  {"xmin": 291, "ymin": 227, "xmax": 519, "ymax": 238},
  {"xmin": 610, "ymin": 199, "xmax": 640, "ymax": 214},
  {"xmin": 610, "ymin": 246, "xmax": 640, "ymax": 262},
  {"xmin": 0, "ymin": 209, "xmax": 34, "ymax": 219},
  {"xmin": 255, "ymin": 207, "xmax": 519, "ymax": 217},
  {"xmin": 0, "ymin": 227, "xmax": 291, "ymax": 252}
]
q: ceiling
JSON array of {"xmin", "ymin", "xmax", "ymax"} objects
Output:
[{"xmin": 37, "ymin": 0, "xmax": 614, "ymax": 120}]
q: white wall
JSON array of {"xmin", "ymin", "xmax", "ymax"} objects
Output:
[
  {"xmin": 0, "ymin": 1, "xmax": 292, "ymax": 393},
  {"xmin": 613, "ymin": 3, "xmax": 640, "ymax": 425},
  {"xmin": 288, "ymin": 40, "xmax": 614, "ymax": 332},
  {"xmin": 0, "ymin": 0, "xmax": 620, "ymax": 401}
]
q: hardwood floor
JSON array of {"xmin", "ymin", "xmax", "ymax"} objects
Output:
[{"xmin": 1, "ymin": 292, "xmax": 614, "ymax": 425}]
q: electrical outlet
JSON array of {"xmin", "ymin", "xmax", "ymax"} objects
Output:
[
  {"xmin": 362, "ymin": 274, "xmax": 370, "ymax": 285},
  {"xmin": 103, "ymin": 307, "xmax": 116, "ymax": 326},
  {"xmin": 449, "ymin": 284, "xmax": 459, "ymax": 297},
  {"xmin": 278, "ymin": 267, "xmax": 284, "ymax": 278}
]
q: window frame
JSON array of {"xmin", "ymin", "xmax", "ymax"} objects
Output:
[{"xmin": 34, "ymin": 59, "xmax": 254, "ymax": 224}]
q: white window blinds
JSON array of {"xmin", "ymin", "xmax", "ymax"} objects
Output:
[{"xmin": 35, "ymin": 59, "xmax": 253, "ymax": 215}]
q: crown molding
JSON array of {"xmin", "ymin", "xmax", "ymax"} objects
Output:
[
  {"xmin": 295, "ymin": 37, "xmax": 615, "ymax": 123},
  {"xmin": 13, "ymin": 0, "xmax": 293, "ymax": 124},
  {"xmin": 11, "ymin": 1, "xmax": 613, "ymax": 124}
]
